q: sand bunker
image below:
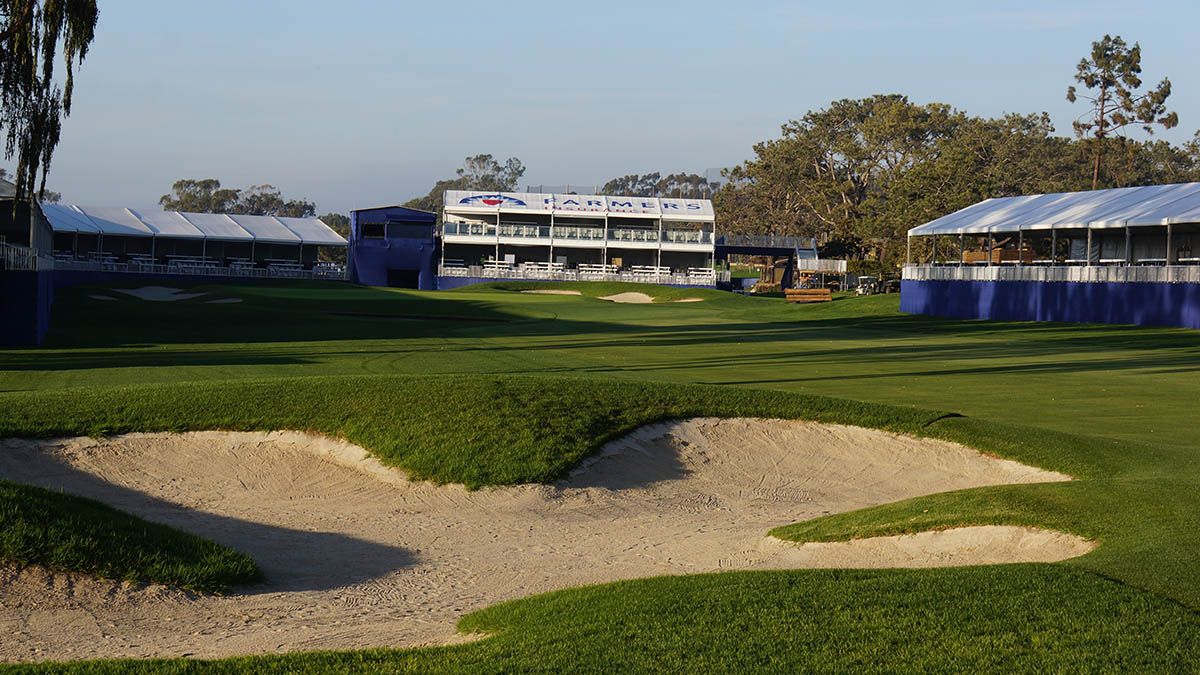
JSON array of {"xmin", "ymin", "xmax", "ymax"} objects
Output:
[
  {"xmin": 673, "ymin": 298, "xmax": 704, "ymax": 303},
  {"xmin": 764, "ymin": 526, "xmax": 1093, "ymax": 568},
  {"xmin": 113, "ymin": 287, "xmax": 205, "ymax": 302},
  {"xmin": 205, "ymin": 298, "xmax": 243, "ymax": 304},
  {"xmin": 88, "ymin": 294, "xmax": 117, "ymax": 301},
  {"xmin": 600, "ymin": 292, "xmax": 655, "ymax": 303},
  {"xmin": 0, "ymin": 419, "xmax": 1085, "ymax": 662},
  {"xmin": 520, "ymin": 289, "xmax": 582, "ymax": 296}
]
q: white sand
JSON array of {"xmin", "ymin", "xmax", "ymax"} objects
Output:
[
  {"xmin": 600, "ymin": 292, "xmax": 655, "ymax": 303},
  {"xmin": 88, "ymin": 295, "xmax": 117, "ymax": 301},
  {"xmin": 0, "ymin": 419, "xmax": 1087, "ymax": 662},
  {"xmin": 113, "ymin": 287, "xmax": 205, "ymax": 302},
  {"xmin": 520, "ymin": 290, "xmax": 582, "ymax": 296},
  {"xmin": 673, "ymin": 298, "xmax": 704, "ymax": 303},
  {"xmin": 205, "ymin": 298, "xmax": 243, "ymax": 304},
  {"xmin": 763, "ymin": 526, "xmax": 1093, "ymax": 568}
]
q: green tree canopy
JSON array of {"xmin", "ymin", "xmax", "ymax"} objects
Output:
[
  {"xmin": 0, "ymin": 0, "xmax": 99, "ymax": 202},
  {"xmin": 158, "ymin": 179, "xmax": 315, "ymax": 217},
  {"xmin": 403, "ymin": 154, "xmax": 525, "ymax": 214},
  {"xmin": 1067, "ymin": 34, "xmax": 1178, "ymax": 189}
]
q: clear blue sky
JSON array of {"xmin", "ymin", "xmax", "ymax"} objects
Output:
[{"xmin": 41, "ymin": 0, "xmax": 1200, "ymax": 215}]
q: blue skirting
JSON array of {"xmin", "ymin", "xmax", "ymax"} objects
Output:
[{"xmin": 901, "ymin": 279, "xmax": 1200, "ymax": 329}]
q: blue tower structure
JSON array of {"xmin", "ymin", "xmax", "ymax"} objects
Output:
[{"xmin": 348, "ymin": 205, "xmax": 438, "ymax": 289}]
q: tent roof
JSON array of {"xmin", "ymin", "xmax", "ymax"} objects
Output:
[
  {"xmin": 908, "ymin": 182, "xmax": 1200, "ymax": 236},
  {"xmin": 40, "ymin": 204, "xmax": 347, "ymax": 245}
]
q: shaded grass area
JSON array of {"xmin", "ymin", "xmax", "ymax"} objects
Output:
[
  {"xmin": 0, "ymin": 480, "xmax": 259, "ymax": 593},
  {"xmin": 10, "ymin": 566, "xmax": 1200, "ymax": 673},
  {"xmin": 0, "ymin": 374, "xmax": 943, "ymax": 488}
]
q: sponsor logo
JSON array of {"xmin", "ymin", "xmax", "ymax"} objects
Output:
[{"xmin": 459, "ymin": 194, "xmax": 527, "ymax": 207}]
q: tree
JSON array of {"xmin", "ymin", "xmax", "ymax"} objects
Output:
[
  {"xmin": 601, "ymin": 172, "xmax": 717, "ymax": 198},
  {"xmin": 231, "ymin": 184, "xmax": 315, "ymax": 218},
  {"xmin": 0, "ymin": 166, "xmax": 58, "ymax": 201},
  {"xmin": 716, "ymin": 95, "xmax": 960, "ymax": 261},
  {"xmin": 318, "ymin": 212, "xmax": 349, "ymax": 264},
  {"xmin": 403, "ymin": 154, "xmax": 525, "ymax": 215},
  {"xmin": 1067, "ymin": 34, "xmax": 1178, "ymax": 189},
  {"xmin": 159, "ymin": 178, "xmax": 240, "ymax": 213},
  {"xmin": 1, "ymin": 0, "xmax": 99, "ymax": 203},
  {"xmin": 159, "ymin": 178, "xmax": 317, "ymax": 218}
]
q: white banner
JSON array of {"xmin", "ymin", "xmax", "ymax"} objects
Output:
[{"xmin": 444, "ymin": 191, "xmax": 714, "ymax": 220}]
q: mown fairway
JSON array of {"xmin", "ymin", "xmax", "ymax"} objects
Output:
[{"xmin": 3, "ymin": 280, "xmax": 1200, "ymax": 672}]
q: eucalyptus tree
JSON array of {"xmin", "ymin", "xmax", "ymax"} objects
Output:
[
  {"xmin": 0, "ymin": 0, "xmax": 98, "ymax": 203},
  {"xmin": 1067, "ymin": 34, "xmax": 1178, "ymax": 189}
]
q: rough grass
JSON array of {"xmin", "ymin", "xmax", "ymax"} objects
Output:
[{"xmin": 0, "ymin": 480, "xmax": 259, "ymax": 593}]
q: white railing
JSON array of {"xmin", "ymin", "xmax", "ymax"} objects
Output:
[
  {"xmin": 438, "ymin": 263, "xmax": 730, "ymax": 286},
  {"xmin": 904, "ymin": 264, "xmax": 1200, "ymax": 284},
  {"xmin": 1, "ymin": 242, "xmax": 45, "ymax": 271},
  {"xmin": 48, "ymin": 257, "xmax": 346, "ymax": 280},
  {"xmin": 795, "ymin": 258, "xmax": 848, "ymax": 273}
]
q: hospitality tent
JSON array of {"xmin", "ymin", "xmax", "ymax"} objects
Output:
[
  {"xmin": 42, "ymin": 205, "xmax": 346, "ymax": 268},
  {"xmin": 907, "ymin": 182, "xmax": 1200, "ymax": 265}
]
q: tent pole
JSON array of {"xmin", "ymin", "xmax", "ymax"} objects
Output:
[
  {"xmin": 1087, "ymin": 228, "xmax": 1093, "ymax": 267},
  {"xmin": 1051, "ymin": 229, "xmax": 1057, "ymax": 265},
  {"xmin": 1018, "ymin": 230, "xmax": 1024, "ymax": 266},
  {"xmin": 1125, "ymin": 227, "xmax": 1132, "ymax": 265},
  {"xmin": 958, "ymin": 234, "xmax": 964, "ymax": 267},
  {"xmin": 1167, "ymin": 223, "xmax": 1174, "ymax": 265},
  {"xmin": 986, "ymin": 232, "xmax": 993, "ymax": 267}
]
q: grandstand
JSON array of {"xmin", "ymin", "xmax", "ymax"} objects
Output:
[{"xmin": 439, "ymin": 191, "xmax": 725, "ymax": 287}]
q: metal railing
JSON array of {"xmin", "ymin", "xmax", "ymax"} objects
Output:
[
  {"xmin": 795, "ymin": 258, "xmax": 848, "ymax": 273},
  {"xmin": 0, "ymin": 242, "xmax": 48, "ymax": 271},
  {"xmin": 439, "ymin": 263, "xmax": 730, "ymax": 286},
  {"xmin": 442, "ymin": 224, "xmax": 713, "ymax": 245},
  {"xmin": 716, "ymin": 234, "xmax": 817, "ymax": 249},
  {"xmin": 903, "ymin": 264, "xmax": 1200, "ymax": 284},
  {"xmin": 49, "ymin": 257, "xmax": 346, "ymax": 280}
]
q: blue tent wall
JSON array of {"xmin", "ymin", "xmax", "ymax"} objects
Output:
[{"xmin": 348, "ymin": 206, "xmax": 437, "ymax": 290}]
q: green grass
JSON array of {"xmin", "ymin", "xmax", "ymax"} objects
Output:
[
  {"xmin": 0, "ymin": 375, "xmax": 941, "ymax": 487},
  {"xmin": 4, "ymin": 280, "xmax": 1200, "ymax": 670},
  {"xmin": 0, "ymin": 481, "xmax": 259, "ymax": 593}
]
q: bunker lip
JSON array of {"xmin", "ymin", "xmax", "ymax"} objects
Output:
[{"xmin": 0, "ymin": 419, "xmax": 1080, "ymax": 662}]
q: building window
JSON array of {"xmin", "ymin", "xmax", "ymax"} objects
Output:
[{"xmin": 361, "ymin": 222, "xmax": 385, "ymax": 239}]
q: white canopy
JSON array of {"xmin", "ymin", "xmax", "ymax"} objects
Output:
[
  {"xmin": 227, "ymin": 214, "xmax": 301, "ymax": 244},
  {"xmin": 41, "ymin": 204, "xmax": 346, "ymax": 246},
  {"xmin": 909, "ymin": 182, "xmax": 1200, "ymax": 236}
]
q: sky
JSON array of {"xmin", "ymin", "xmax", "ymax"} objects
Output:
[{"xmin": 37, "ymin": 0, "xmax": 1200, "ymax": 215}]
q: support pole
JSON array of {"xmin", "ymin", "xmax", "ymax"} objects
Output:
[
  {"xmin": 1018, "ymin": 230, "xmax": 1024, "ymax": 266},
  {"xmin": 1087, "ymin": 228, "xmax": 1093, "ymax": 267},
  {"xmin": 986, "ymin": 232, "xmax": 993, "ymax": 267},
  {"xmin": 1051, "ymin": 229, "xmax": 1057, "ymax": 265},
  {"xmin": 1167, "ymin": 223, "xmax": 1174, "ymax": 265},
  {"xmin": 1125, "ymin": 227, "xmax": 1132, "ymax": 265},
  {"xmin": 906, "ymin": 236, "xmax": 911, "ymax": 266},
  {"xmin": 958, "ymin": 234, "xmax": 964, "ymax": 267}
]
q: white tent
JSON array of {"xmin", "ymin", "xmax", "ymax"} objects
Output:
[
  {"xmin": 41, "ymin": 205, "xmax": 346, "ymax": 246},
  {"xmin": 908, "ymin": 183, "xmax": 1200, "ymax": 236}
]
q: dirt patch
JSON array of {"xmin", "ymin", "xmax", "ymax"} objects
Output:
[
  {"xmin": 520, "ymin": 290, "xmax": 582, "ymax": 296},
  {"xmin": 600, "ymin": 292, "xmax": 655, "ymax": 304},
  {"xmin": 112, "ymin": 287, "xmax": 205, "ymax": 302},
  {"xmin": 0, "ymin": 420, "xmax": 1077, "ymax": 662}
]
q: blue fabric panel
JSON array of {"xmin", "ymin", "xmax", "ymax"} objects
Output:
[{"xmin": 901, "ymin": 279, "xmax": 1200, "ymax": 329}]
